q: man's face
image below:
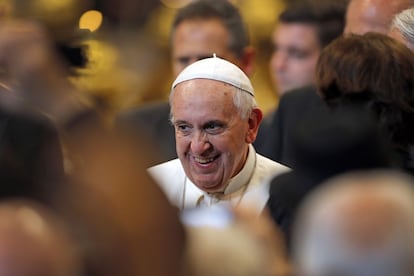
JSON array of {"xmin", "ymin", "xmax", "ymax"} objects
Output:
[
  {"xmin": 172, "ymin": 18, "xmax": 240, "ymax": 77},
  {"xmin": 269, "ymin": 23, "xmax": 321, "ymax": 95},
  {"xmin": 345, "ymin": 0, "xmax": 413, "ymax": 34},
  {"xmin": 171, "ymin": 79, "xmax": 257, "ymax": 193}
]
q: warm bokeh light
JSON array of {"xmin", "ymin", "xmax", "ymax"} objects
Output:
[
  {"xmin": 79, "ymin": 10, "xmax": 103, "ymax": 32},
  {"xmin": 0, "ymin": 0, "xmax": 12, "ymax": 18}
]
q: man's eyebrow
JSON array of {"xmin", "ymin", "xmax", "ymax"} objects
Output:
[
  {"xmin": 172, "ymin": 119, "xmax": 188, "ymax": 125},
  {"xmin": 176, "ymin": 55, "xmax": 212, "ymax": 61},
  {"xmin": 176, "ymin": 56, "xmax": 190, "ymax": 62},
  {"xmin": 196, "ymin": 55, "xmax": 212, "ymax": 61},
  {"xmin": 202, "ymin": 120, "xmax": 225, "ymax": 127}
]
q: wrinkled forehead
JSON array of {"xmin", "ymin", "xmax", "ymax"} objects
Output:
[{"xmin": 170, "ymin": 79, "xmax": 239, "ymax": 120}]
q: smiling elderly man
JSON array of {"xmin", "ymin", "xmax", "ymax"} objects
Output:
[{"xmin": 148, "ymin": 56, "xmax": 289, "ymax": 213}]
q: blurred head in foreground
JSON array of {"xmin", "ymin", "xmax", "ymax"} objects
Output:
[
  {"xmin": 0, "ymin": 199, "xmax": 81, "ymax": 276},
  {"xmin": 58, "ymin": 129, "xmax": 187, "ymax": 276},
  {"xmin": 293, "ymin": 170, "xmax": 414, "ymax": 276},
  {"xmin": 316, "ymin": 32, "xmax": 414, "ymax": 169}
]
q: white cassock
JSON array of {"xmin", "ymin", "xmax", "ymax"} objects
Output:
[{"xmin": 148, "ymin": 144, "xmax": 290, "ymax": 215}]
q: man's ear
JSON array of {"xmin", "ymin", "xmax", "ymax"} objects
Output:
[{"xmin": 246, "ymin": 107, "xmax": 263, "ymax": 144}]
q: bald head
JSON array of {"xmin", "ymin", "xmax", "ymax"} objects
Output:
[
  {"xmin": 293, "ymin": 170, "xmax": 414, "ymax": 276},
  {"xmin": 345, "ymin": 0, "xmax": 414, "ymax": 34}
]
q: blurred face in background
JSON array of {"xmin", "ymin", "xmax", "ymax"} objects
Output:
[
  {"xmin": 269, "ymin": 23, "xmax": 321, "ymax": 96},
  {"xmin": 171, "ymin": 18, "xmax": 241, "ymax": 77},
  {"xmin": 345, "ymin": 0, "xmax": 414, "ymax": 34}
]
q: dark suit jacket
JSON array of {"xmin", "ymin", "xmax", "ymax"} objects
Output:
[
  {"xmin": 264, "ymin": 104, "xmax": 399, "ymax": 253},
  {"xmin": 116, "ymin": 101, "xmax": 176, "ymax": 165},
  {"xmin": 254, "ymin": 86, "xmax": 327, "ymax": 169},
  {"xmin": 0, "ymin": 109, "xmax": 64, "ymax": 204}
]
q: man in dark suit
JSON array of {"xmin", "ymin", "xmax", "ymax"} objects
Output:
[
  {"xmin": 117, "ymin": 0, "xmax": 255, "ymax": 164},
  {"xmin": 256, "ymin": 86, "xmax": 326, "ymax": 168},
  {"xmin": 254, "ymin": 0, "xmax": 347, "ymax": 167},
  {"xmin": 267, "ymin": 106, "xmax": 397, "ymax": 250}
]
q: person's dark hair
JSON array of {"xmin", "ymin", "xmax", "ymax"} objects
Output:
[
  {"xmin": 278, "ymin": 0, "xmax": 348, "ymax": 48},
  {"xmin": 171, "ymin": 0, "xmax": 249, "ymax": 58},
  {"xmin": 316, "ymin": 32, "xmax": 414, "ymax": 155}
]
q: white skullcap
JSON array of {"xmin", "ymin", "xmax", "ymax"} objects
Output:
[{"xmin": 172, "ymin": 55, "xmax": 254, "ymax": 96}]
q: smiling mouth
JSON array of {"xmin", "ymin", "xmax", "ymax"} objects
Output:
[{"xmin": 194, "ymin": 156, "xmax": 217, "ymax": 164}]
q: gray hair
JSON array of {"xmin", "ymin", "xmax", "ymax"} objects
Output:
[
  {"xmin": 293, "ymin": 170, "xmax": 414, "ymax": 276},
  {"xmin": 169, "ymin": 83, "xmax": 257, "ymax": 122},
  {"xmin": 391, "ymin": 8, "xmax": 414, "ymax": 45}
]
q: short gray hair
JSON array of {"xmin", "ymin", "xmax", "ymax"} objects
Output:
[{"xmin": 391, "ymin": 8, "xmax": 414, "ymax": 45}]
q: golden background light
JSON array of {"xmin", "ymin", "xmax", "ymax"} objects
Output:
[
  {"xmin": 4, "ymin": 0, "xmax": 286, "ymax": 118},
  {"xmin": 11, "ymin": 0, "xmax": 92, "ymax": 42},
  {"xmin": 79, "ymin": 10, "xmax": 103, "ymax": 32}
]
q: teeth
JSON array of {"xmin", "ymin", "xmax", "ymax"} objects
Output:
[{"xmin": 195, "ymin": 157, "xmax": 214, "ymax": 164}]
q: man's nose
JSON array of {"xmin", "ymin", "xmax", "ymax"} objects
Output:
[
  {"xmin": 190, "ymin": 131, "xmax": 211, "ymax": 154},
  {"xmin": 272, "ymin": 52, "xmax": 288, "ymax": 71}
]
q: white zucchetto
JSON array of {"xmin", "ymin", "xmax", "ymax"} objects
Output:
[{"xmin": 172, "ymin": 55, "xmax": 254, "ymax": 96}]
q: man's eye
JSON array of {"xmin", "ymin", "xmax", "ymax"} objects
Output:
[
  {"xmin": 204, "ymin": 122, "xmax": 223, "ymax": 134},
  {"xmin": 176, "ymin": 124, "xmax": 191, "ymax": 134},
  {"xmin": 289, "ymin": 50, "xmax": 309, "ymax": 59},
  {"xmin": 177, "ymin": 57, "xmax": 190, "ymax": 66}
]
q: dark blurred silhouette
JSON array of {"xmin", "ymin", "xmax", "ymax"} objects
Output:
[
  {"xmin": 255, "ymin": 0, "xmax": 347, "ymax": 157},
  {"xmin": 0, "ymin": 19, "xmax": 187, "ymax": 276},
  {"xmin": 266, "ymin": 106, "xmax": 398, "ymax": 250},
  {"xmin": 316, "ymin": 32, "xmax": 414, "ymax": 171},
  {"xmin": 58, "ymin": 129, "xmax": 186, "ymax": 276}
]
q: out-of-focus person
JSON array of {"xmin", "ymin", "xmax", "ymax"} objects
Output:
[
  {"xmin": 0, "ymin": 18, "xmax": 187, "ymax": 276},
  {"xmin": 256, "ymin": 0, "xmax": 414, "ymax": 169},
  {"xmin": 182, "ymin": 205, "xmax": 291, "ymax": 276},
  {"xmin": 148, "ymin": 56, "xmax": 289, "ymax": 214},
  {"xmin": 0, "ymin": 13, "xmax": 77, "ymax": 206},
  {"xmin": 254, "ymin": 0, "xmax": 347, "ymax": 158},
  {"xmin": 344, "ymin": 0, "xmax": 414, "ymax": 34},
  {"xmin": 316, "ymin": 32, "xmax": 414, "ymax": 171},
  {"xmin": 117, "ymin": 0, "xmax": 255, "ymax": 164},
  {"xmin": 389, "ymin": 7, "xmax": 414, "ymax": 51},
  {"xmin": 59, "ymin": 130, "xmax": 187, "ymax": 276},
  {"xmin": 269, "ymin": 0, "xmax": 347, "ymax": 97},
  {"xmin": 0, "ymin": 199, "xmax": 82, "ymax": 276},
  {"xmin": 267, "ymin": 30, "xmax": 414, "ymax": 249},
  {"xmin": 293, "ymin": 170, "xmax": 414, "ymax": 276},
  {"xmin": 266, "ymin": 106, "xmax": 398, "ymax": 251}
]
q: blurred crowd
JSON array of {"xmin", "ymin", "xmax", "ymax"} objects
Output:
[{"xmin": 0, "ymin": 0, "xmax": 414, "ymax": 276}]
